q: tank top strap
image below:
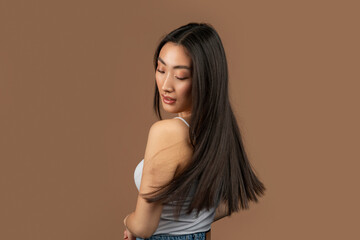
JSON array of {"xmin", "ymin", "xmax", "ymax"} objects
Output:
[{"xmin": 173, "ymin": 116, "xmax": 190, "ymax": 127}]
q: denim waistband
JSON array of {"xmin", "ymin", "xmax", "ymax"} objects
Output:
[{"xmin": 135, "ymin": 231, "xmax": 206, "ymax": 240}]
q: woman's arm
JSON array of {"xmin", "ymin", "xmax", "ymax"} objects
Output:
[{"xmin": 124, "ymin": 120, "xmax": 187, "ymax": 238}]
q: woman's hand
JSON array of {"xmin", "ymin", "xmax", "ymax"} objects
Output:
[
  {"xmin": 123, "ymin": 214, "xmax": 136, "ymax": 240},
  {"xmin": 124, "ymin": 228, "xmax": 136, "ymax": 240}
]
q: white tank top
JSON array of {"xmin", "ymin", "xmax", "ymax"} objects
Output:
[{"xmin": 133, "ymin": 116, "xmax": 217, "ymax": 235}]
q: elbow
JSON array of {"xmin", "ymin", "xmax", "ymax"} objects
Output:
[
  {"xmin": 136, "ymin": 230, "xmax": 154, "ymax": 239},
  {"xmin": 132, "ymin": 226, "xmax": 156, "ymax": 239},
  {"xmin": 141, "ymin": 234, "xmax": 152, "ymax": 239},
  {"xmin": 142, "ymin": 228, "xmax": 157, "ymax": 239},
  {"xmin": 128, "ymin": 230, "xmax": 149, "ymax": 239},
  {"xmin": 137, "ymin": 233, "xmax": 149, "ymax": 239},
  {"xmin": 126, "ymin": 212, "xmax": 160, "ymax": 238}
]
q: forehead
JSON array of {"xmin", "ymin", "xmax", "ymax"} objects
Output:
[{"xmin": 158, "ymin": 42, "xmax": 192, "ymax": 67}]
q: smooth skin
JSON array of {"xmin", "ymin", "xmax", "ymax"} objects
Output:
[
  {"xmin": 123, "ymin": 42, "xmax": 227, "ymax": 239},
  {"xmin": 124, "ymin": 119, "xmax": 193, "ymax": 239},
  {"xmin": 156, "ymin": 42, "xmax": 193, "ymax": 121}
]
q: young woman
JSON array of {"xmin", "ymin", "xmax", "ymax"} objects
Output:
[{"xmin": 123, "ymin": 22, "xmax": 266, "ymax": 240}]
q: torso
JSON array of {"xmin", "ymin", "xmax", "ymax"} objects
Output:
[{"xmin": 138, "ymin": 117, "xmax": 213, "ymax": 238}]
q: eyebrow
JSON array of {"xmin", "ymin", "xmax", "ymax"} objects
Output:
[{"xmin": 157, "ymin": 57, "xmax": 191, "ymax": 70}]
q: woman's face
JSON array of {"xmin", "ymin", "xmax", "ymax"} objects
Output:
[{"xmin": 156, "ymin": 42, "xmax": 192, "ymax": 116}]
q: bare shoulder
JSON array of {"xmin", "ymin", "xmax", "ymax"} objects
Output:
[
  {"xmin": 149, "ymin": 118, "xmax": 189, "ymax": 141},
  {"xmin": 143, "ymin": 119, "xmax": 192, "ymax": 176}
]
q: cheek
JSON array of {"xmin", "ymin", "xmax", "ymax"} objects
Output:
[
  {"xmin": 179, "ymin": 83, "xmax": 192, "ymax": 99},
  {"xmin": 155, "ymin": 74, "xmax": 162, "ymax": 88}
]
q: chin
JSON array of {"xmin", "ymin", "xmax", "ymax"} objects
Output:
[
  {"xmin": 162, "ymin": 108, "xmax": 178, "ymax": 114},
  {"xmin": 161, "ymin": 105, "xmax": 179, "ymax": 113}
]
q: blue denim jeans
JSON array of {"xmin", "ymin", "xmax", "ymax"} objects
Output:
[{"xmin": 135, "ymin": 231, "xmax": 206, "ymax": 240}]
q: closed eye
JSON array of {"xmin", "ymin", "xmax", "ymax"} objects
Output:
[{"xmin": 157, "ymin": 69, "xmax": 188, "ymax": 80}]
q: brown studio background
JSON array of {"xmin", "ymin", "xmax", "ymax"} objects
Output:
[{"xmin": 0, "ymin": 0, "xmax": 359, "ymax": 239}]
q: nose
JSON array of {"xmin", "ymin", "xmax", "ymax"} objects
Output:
[{"xmin": 161, "ymin": 72, "xmax": 173, "ymax": 92}]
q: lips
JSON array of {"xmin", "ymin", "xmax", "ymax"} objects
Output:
[{"xmin": 162, "ymin": 94, "xmax": 176, "ymax": 101}]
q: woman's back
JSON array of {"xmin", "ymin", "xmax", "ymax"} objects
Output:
[{"xmin": 133, "ymin": 117, "xmax": 218, "ymax": 238}]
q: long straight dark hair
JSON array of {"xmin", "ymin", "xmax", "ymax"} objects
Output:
[{"xmin": 140, "ymin": 22, "xmax": 266, "ymax": 219}]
